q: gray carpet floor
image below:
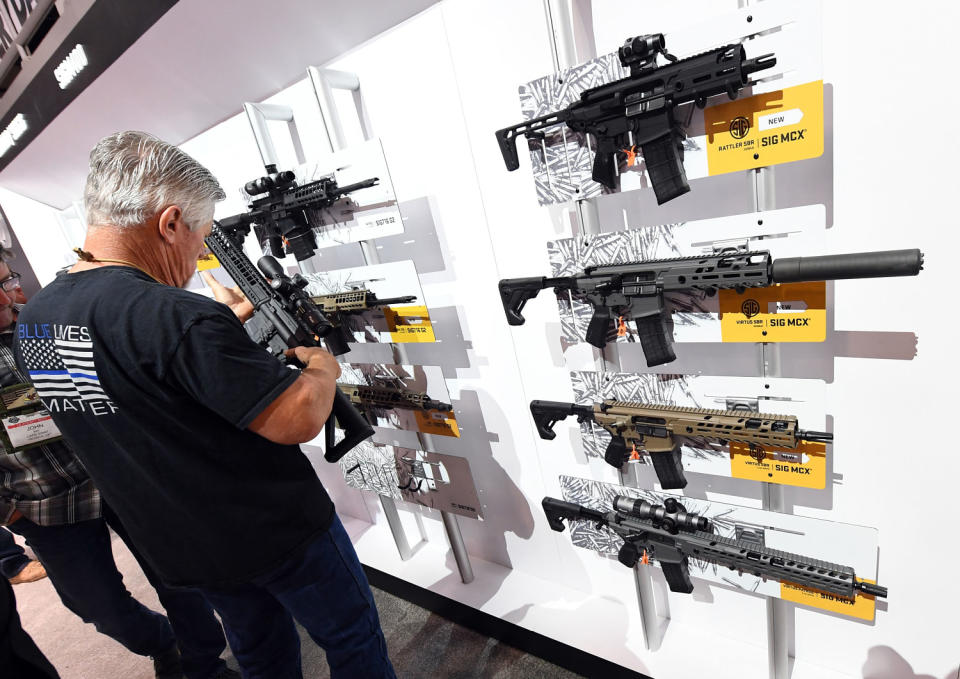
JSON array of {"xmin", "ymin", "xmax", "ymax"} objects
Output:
[{"xmin": 10, "ymin": 529, "xmax": 585, "ymax": 679}]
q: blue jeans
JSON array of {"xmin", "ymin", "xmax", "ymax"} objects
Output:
[
  {"xmin": 9, "ymin": 513, "xmax": 228, "ymax": 679},
  {"xmin": 199, "ymin": 515, "xmax": 395, "ymax": 679},
  {"xmin": 0, "ymin": 526, "xmax": 30, "ymax": 579}
]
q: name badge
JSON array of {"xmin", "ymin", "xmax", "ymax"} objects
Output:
[{"xmin": 2, "ymin": 410, "xmax": 62, "ymax": 448}]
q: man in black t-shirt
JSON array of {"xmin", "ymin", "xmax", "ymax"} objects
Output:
[{"xmin": 15, "ymin": 131, "xmax": 396, "ymax": 679}]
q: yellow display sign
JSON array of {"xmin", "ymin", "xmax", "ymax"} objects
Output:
[
  {"xmin": 385, "ymin": 305, "xmax": 436, "ymax": 343},
  {"xmin": 729, "ymin": 440, "xmax": 826, "ymax": 489},
  {"xmin": 780, "ymin": 579, "xmax": 878, "ymax": 621},
  {"xmin": 719, "ymin": 282, "xmax": 825, "ymax": 342},
  {"xmin": 414, "ymin": 409, "xmax": 460, "ymax": 438},
  {"xmin": 197, "ymin": 253, "xmax": 221, "ymax": 272},
  {"xmin": 705, "ymin": 80, "xmax": 824, "ymax": 175}
]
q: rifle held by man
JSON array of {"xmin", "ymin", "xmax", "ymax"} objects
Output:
[{"xmin": 205, "ymin": 223, "xmax": 374, "ymax": 461}]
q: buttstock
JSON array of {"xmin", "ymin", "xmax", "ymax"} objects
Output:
[
  {"xmin": 529, "ymin": 400, "xmax": 572, "ymax": 440},
  {"xmin": 498, "ymin": 277, "xmax": 547, "ymax": 326},
  {"xmin": 495, "ymin": 127, "xmax": 521, "ymax": 171},
  {"xmin": 542, "ymin": 497, "xmax": 576, "ymax": 532}
]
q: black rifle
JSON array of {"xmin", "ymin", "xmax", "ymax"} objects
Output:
[
  {"xmin": 544, "ymin": 496, "xmax": 887, "ymax": 599},
  {"xmin": 495, "ymin": 34, "xmax": 776, "ymax": 203},
  {"xmin": 205, "ymin": 222, "xmax": 374, "ymax": 462},
  {"xmin": 219, "ymin": 163, "xmax": 379, "ymax": 261},
  {"xmin": 500, "ymin": 248, "xmax": 924, "ymax": 367}
]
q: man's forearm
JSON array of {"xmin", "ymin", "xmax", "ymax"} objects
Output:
[{"xmin": 299, "ymin": 357, "xmax": 338, "ymax": 424}]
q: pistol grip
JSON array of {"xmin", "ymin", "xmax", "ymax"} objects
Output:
[
  {"xmin": 604, "ymin": 436, "xmax": 630, "ymax": 468},
  {"xmin": 641, "ymin": 131, "xmax": 690, "ymax": 205},
  {"xmin": 661, "ymin": 558, "xmax": 695, "ymax": 594},
  {"xmin": 591, "ymin": 137, "xmax": 620, "ymax": 190},
  {"xmin": 585, "ymin": 307, "xmax": 614, "ymax": 349}
]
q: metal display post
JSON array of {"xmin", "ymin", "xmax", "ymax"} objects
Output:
[
  {"xmin": 309, "ymin": 69, "xmax": 474, "ymax": 583},
  {"xmin": 739, "ymin": 2, "xmax": 796, "ymax": 672},
  {"xmin": 753, "ymin": 166, "xmax": 795, "ymax": 679},
  {"xmin": 243, "ymin": 98, "xmax": 416, "ymax": 560},
  {"xmin": 544, "ymin": 0, "xmax": 662, "ymax": 650}
]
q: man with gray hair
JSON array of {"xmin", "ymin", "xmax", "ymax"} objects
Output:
[{"xmin": 15, "ymin": 131, "xmax": 396, "ymax": 679}]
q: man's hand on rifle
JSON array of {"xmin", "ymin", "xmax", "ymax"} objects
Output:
[
  {"xmin": 201, "ymin": 271, "xmax": 255, "ymax": 322},
  {"xmin": 284, "ymin": 346, "xmax": 342, "ymax": 381}
]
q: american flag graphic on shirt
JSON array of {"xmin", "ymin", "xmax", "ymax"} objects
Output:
[{"xmin": 20, "ymin": 336, "xmax": 108, "ymax": 401}]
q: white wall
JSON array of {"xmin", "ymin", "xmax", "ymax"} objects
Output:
[
  {"xmin": 4, "ymin": 2, "xmax": 957, "ymax": 678},
  {"xmin": 0, "ymin": 187, "xmax": 74, "ymax": 283}
]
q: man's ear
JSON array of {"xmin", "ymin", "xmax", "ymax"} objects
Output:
[{"xmin": 157, "ymin": 206, "xmax": 183, "ymax": 245}]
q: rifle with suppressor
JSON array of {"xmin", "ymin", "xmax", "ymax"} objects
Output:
[
  {"xmin": 543, "ymin": 496, "xmax": 887, "ymax": 599},
  {"xmin": 531, "ymin": 399, "xmax": 830, "ymax": 490},
  {"xmin": 495, "ymin": 34, "xmax": 776, "ymax": 203},
  {"xmin": 338, "ymin": 383, "xmax": 451, "ymax": 424},
  {"xmin": 500, "ymin": 248, "xmax": 924, "ymax": 367},
  {"xmin": 204, "ymin": 222, "xmax": 374, "ymax": 462},
  {"xmin": 311, "ymin": 289, "xmax": 417, "ymax": 337},
  {"xmin": 218, "ymin": 163, "xmax": 379, "ymax": 261}
]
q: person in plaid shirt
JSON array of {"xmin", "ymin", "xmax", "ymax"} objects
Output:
[{"xmin": 0, "ymin": 249, "xmax": 237, "ymax": 679}]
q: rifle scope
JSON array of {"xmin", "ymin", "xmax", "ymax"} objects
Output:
[
  {"xmin": 613, "ymin": 495, "xmax": 710, "ymax": 534},
  {"xmin": 244, "ymin": 164, "xmax": 297, "ymax": 196}
]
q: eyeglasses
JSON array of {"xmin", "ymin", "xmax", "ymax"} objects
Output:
[{"xmin": 0, "ymin": 272, "xmax": 21, "ymax": 292}]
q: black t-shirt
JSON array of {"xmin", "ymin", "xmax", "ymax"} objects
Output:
[{"xmin": 14, "ymin": 266, "xmax": 335, "ymax": 586}]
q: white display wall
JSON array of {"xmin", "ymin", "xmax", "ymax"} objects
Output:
[{"xmin": 5, "ymin": 2, "xmax": 957, "ymax": 678}]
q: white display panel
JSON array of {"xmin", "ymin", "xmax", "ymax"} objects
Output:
[{"xmin": 4, "ymin": 1, "xmax": 956, "ymax": 678}]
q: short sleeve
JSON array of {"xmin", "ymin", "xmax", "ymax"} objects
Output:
[{"xmin": 163, "ymin": 311, "xmax": 300, "ymax": 429}]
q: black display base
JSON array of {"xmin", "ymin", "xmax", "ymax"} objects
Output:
[{"xmin": 364, "ymin": 565, "xmax": 653, "ymax": 679}]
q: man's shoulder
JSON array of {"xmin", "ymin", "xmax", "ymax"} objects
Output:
[{"xmin": 21, "ymin": 270, "xmax": 237, "ymax": 335}]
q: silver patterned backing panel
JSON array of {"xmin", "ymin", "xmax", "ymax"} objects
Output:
[
  {"xmin": 569, "ymin": 372, "xmax": 726, "ymax": 465},
  {"xmin": 548, "ymin": 228, "xmax": 714, "ymax": 345},
  {"xmin": 518, "ymin": 53, "xmax": 624, "ymax": 205},
  {"xmin": 339, "ymin": 442, "xmax": 483, "ymax": 520},
  {"xmin": 341, "ymin": 439, "xmax": 402, "ymax": 500},
  {"xmin": 558, "ymin": 475, "xmax": 802, "ymax": 593}
]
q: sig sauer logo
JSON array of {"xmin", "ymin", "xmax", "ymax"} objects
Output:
[
  {"xmin": 749, "ymin": 444, "xmax": 766, "ymax": 463},
  {"xmin": 730, "ymin": 116, "xmax": 751, "ymax": 139},
  {"xmin": 741, "ymin": 299, "xmax": 760, "ymax": 318}
]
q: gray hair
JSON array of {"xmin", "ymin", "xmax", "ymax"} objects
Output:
[
  {"xmin": 0, "ymin": 247, "xmax": 14, "ymax": 262},
  {"xmin": 84, "ymin": 131, "xmax": 226, "ymax": 231}
]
